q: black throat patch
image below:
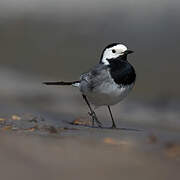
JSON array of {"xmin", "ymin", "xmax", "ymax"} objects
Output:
[{"xmin": 108, "ymin": 58, "xmax": 136, "ymax": 86}]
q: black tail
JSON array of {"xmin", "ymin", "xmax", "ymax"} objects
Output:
[{"xmin": 43, "ymin": 80, "xmax": 80, "ymax": 86}]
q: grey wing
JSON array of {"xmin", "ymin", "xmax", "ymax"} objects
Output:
[{"xmin": 80, "ymin": 64, "xmax": 110, "ymax": 93}]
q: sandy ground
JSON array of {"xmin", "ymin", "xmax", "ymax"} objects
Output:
[
  {"xmin": 0, "ymin": 69, "xmax": 180, "ymax": 180},
  {"xmin": 0, "ymin": 129, "xmax": 179, "ymax": 180}
]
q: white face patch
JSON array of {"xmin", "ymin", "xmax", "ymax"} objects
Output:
[{"xmin": 101, "ymin": 44, "xmax": 128, "ymax": 65}]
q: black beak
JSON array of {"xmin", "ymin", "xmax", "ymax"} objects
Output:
[{"xmin": 124, "ymin": 50, "xmax": 134, "ymax": 55}]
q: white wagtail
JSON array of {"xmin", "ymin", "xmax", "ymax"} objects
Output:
[{"xmin": 43, "ymin": 43, "xmax": 136, "ymax": 128}]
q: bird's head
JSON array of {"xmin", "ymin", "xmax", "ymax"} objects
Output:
[{"xmin": 100, "ymin": 43, "xmax": 134, "ymax": 65}]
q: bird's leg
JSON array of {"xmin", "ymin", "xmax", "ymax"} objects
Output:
[
  {"xmin": 82, "ymin": 95, "xmax": 102, "ymax": 127},
  {"xmin": 107, "ymin": 106, "xmax": 116, "ymax": 128}
]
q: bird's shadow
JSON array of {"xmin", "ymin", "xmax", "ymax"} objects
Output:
[{"xmin": 68, "ymin": 122, "xmax": 142, "ymax": 132}]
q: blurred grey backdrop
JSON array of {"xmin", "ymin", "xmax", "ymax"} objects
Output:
[{"xmin": 0, "ymin": 0, "xmax": 180, "ymax": 103}]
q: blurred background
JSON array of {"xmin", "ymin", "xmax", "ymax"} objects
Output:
[
  {"xmin": 0, "ymin": 0, "xmax": 180, "ymax": 124},
  {"xmin": 0, "ymin": 0, "xmax": 180, "ymax": 123},
  {"xmin": 0, "ymin": 1, "xmax": 180, "ymax": 180},
  {"xmin": 0, "ymin": 0, "xmax": 180, "ymax": 100}
]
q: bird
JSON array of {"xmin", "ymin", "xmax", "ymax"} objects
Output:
[{"xmin": 43, "ymin": 43, "xmax": 136, "ymax": 128}]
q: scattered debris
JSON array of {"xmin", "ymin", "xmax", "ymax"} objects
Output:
[
  {"xmin": 0, "ymin": 118, "xmax": 6, "ymax": 122},
  {"xmin": 11, "ymin": 127, "xmax": 19, "ymax": 131},
  {"xmin": 28, "ymin": 118, "xmax": 38, "ymax": 123},
  {"xmin": 28, "ymin": 128, "xmax": 36, "ymax": 132},
  {"xmin": 3, "ymin": 125, "xmax": 12, "ymax": 130},
  {"xmin": 63, "ymin": 127, "xmax": 79, "ymax": 130},
  {"xmin": 164, "ymin": 142, "xmax": 180, "ymax": 158},
  {"xmin": 44, "ymin": 126, "xmax": 58, "ymax": 134},
  {"xmin": 103, "ymin": 137, "xmax": 118, "ymax": 145},
  {"xmin": 0, "ymin": 114, "xmax": 65, "ymax": 135},
  {"xmin": 24, "ymin": 125, "xmax": 39, "ymax": 131},
  {"xmin": 103, "ymin": 137, "xmax": 133, "ymax": 147},
  {"xmin": 71, "ymin": 118, "xmax": 91, "ymax": 126},
  {"xmin": 148, "ymin": 134, "xmax": 158, "ymax": 144},
  {"xmin": 11, "ymin": 115, "xmax": 21, "ymax": 121}
]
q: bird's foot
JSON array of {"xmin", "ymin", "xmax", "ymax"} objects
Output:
[
  {"xmin": 88, "ymin": 111, "xmax": 102, "ymax": 128},
  {"xmin": 110, "ymin": 124, "xmax": 117, "ymax": 129}
]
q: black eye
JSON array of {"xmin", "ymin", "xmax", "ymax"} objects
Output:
[{"xmin": 112, "ymin": 49, "xmax": 116, "ymax": 53}]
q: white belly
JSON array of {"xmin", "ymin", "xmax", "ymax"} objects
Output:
[{"xmin": 85, "ymin": 83, "xmax": 134, "ymax": 107}]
